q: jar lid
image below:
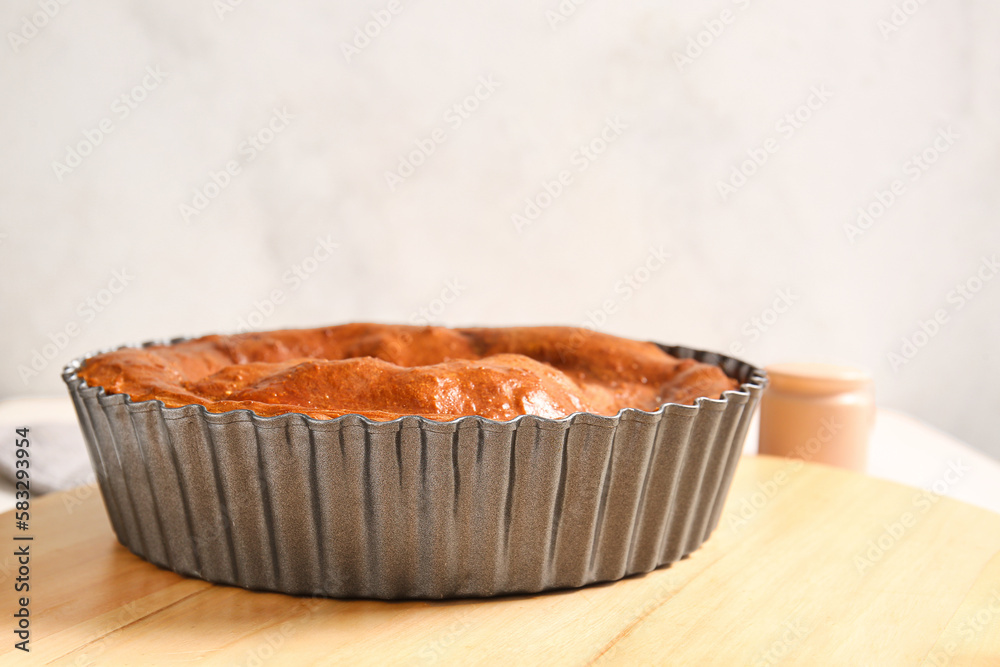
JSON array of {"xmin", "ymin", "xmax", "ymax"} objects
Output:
[{"xmin": 765, "ymin": 362, "xmax": 873, "ymax": 394}]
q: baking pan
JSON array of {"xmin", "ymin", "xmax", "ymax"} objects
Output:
[{"xmin": 63, "ymin": 339, "xmax": 765, "ymax": 599}]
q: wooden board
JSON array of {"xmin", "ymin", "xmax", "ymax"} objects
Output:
[{"xmin": 3, "ymin": 456, "xmax": 999, "ymax": 665}]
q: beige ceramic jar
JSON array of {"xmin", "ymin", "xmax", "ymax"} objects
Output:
[{"xmin": 759, "ymin": 363, "xmax": 875, "ymax": 471}]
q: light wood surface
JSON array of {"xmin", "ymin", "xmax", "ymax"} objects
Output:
[{"xmin": 3, "ymin": 455, "xmax": 999, "ymax": 666}]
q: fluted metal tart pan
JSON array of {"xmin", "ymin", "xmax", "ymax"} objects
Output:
[{"xmin": 63, "ymin": 338, "xmax": 765, "ymax": 599}]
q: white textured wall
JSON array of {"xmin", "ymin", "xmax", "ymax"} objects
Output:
[{"xmin": 2, "ymin": 1, "xmax": 998, "ymax": 457}]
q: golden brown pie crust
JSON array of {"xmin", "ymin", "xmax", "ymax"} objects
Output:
[{"xmin": 76, "ymin": 324, "xmax": 738, "ymax": 421}]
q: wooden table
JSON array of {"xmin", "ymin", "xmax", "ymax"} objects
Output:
[{"xmin": 3, "ymin": 456, "xmax": 999, "ymax": 665}]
